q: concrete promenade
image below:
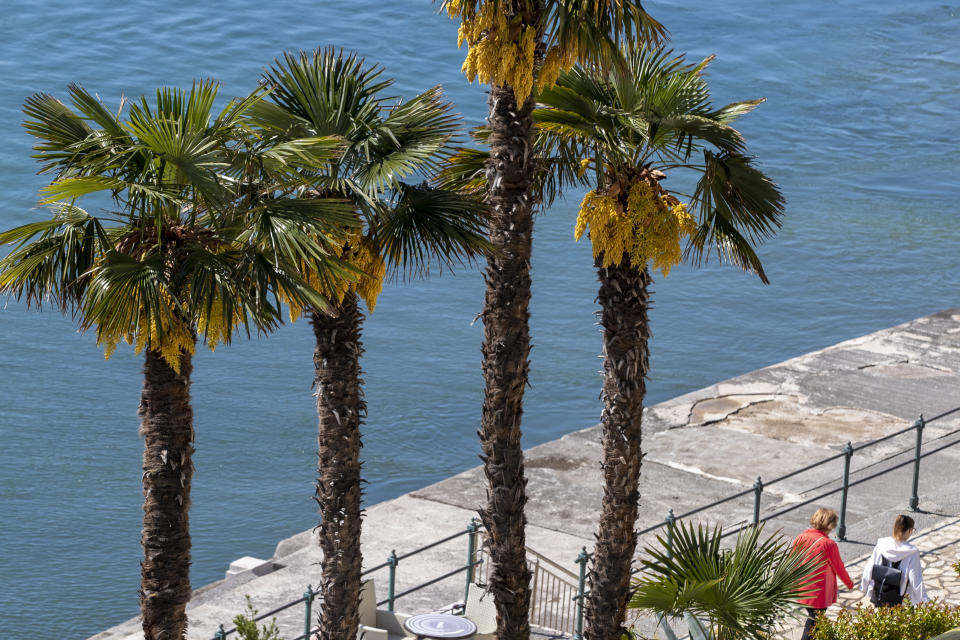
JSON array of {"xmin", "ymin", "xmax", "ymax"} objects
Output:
[{"xmin": 90, "ymin": 309, "xmax": 960, "ymax": 640}]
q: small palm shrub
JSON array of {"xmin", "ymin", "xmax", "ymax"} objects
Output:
[
  {"xmin": 628, "ymin": 523, "xmax": 817, "ymax": 640},
  {"xmin": 811, "ymin": 601, "xmax": 960, "ymax": 640}
]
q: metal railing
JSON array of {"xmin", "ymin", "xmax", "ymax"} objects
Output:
[
  {"xmin": 211, "ymin": 522, "xmax": 483, "ymax": 640},
  {"xmin": 212, "ymin": 406, "xmax": 960, "ymax": 640},
  {"xmin": 474, "ymin": 531, "xmax": 581, "ymax": 634},
  {"xmin": 629, "ymin": 406, "xmax": 960, "ymax": 571}
]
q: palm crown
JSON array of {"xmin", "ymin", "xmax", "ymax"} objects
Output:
[
  {"xmin": 536, "ymin": 45, "xmax": 785, "ymax": 281},
  {"xmin": 1, "ymin": 81, "xmax": 355, "ymax": 369},
  {"xmin": 247, "ymin": 48, "xmax": 490, "ymax": 312},
  {"xmin": 443, "ymin": 0, "xmax": 665, "ymax": 104}
]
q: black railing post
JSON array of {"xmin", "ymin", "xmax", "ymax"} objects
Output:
[
  {"xmin": 753, "ymin": 476, "xmax": 763, "ymax": 526},
  {"xmin": 909, "ymin": 414, "xmax": 925, "ymax": 511},
  {"xmin": 838, "ymin": 442, "xmax": 853, "ymax": 541}
]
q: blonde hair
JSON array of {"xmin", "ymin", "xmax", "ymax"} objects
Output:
[
  {"xmin": 810, "ymin": 507, "xmax": 839, "ymax": 532},
  {"xmin": 893, "ymin": 514, "xmax": 915, "ymax": 542}
]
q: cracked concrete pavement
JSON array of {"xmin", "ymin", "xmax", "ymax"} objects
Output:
[{"xmin": 90, "ymin": 309, "xmax": 960, "ymax": 639}]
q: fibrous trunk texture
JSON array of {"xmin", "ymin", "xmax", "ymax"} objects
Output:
[
  {"xmin": 311, "ymin": 294, "xmax": 365, "ymax": 640},
  {"xmin": 478, "ymin": 78, "xmax": 537, "ymax": 640},
  {"xmin": 139, "ymin": 346, "xmax": 195, "ymax": 640},
  {"xmin": 583, "ymin": 261, "xmax": 651, "ymax": 640}
]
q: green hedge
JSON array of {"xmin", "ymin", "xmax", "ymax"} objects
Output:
[{"xmin": 811, "ymin": 602, "xmax": 960, "ymax": 640}]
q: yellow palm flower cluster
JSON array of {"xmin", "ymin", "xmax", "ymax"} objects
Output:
[
  {"xmin": 100, "ymin": 297, "xmax": 197, "ymax": 374},
  {"xmin": 287, "ymin": 232, "xmax": 387, "ymax": 322},
  {"xmin": 575, "ymin": 180, "xmax": 696, "ymax": 276},
  {"xmin": 451, "ymin": 1, "xmax": 537, "ymax": 105},
  {"xmin": 447, "ymin": 1, "xmax": 582, "ymax": 103},
  {"xmin": 349, "ymin": 236, "xmax": 387, "ymax": 312},
  {"xmin": 196, "ymin": 295, "xmax": 246, "ymax": 354},
  {"xmin": 538, "ymin": 44, "xmax": 579, "ymax": 91}
]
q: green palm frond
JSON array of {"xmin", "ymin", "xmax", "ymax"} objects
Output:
[
  {"xmin": 546, "ymin": 1, "xmax": 666, "ymax": 64},
  {"xmin": 22, "ymin": 93, "xmax": 96, "ymax": 174},
  {"xmin": 688, "ymin": 150, "xmax": 784, "ymax": 282},
  {"xmin": 631, "ymin": 523, "xmax": 815, "ymax": 640},
  {"xmin": 80, "ymin": 251, "xmax": 175, "ymax": 340},
  {"xmin": 710, "ymin": 98, "xmax": 765, "ymax": 126},
  {"xmin": 435, "ymin": 146, "xmax": 489, "ymax": 195},
  {"xmin": 213, "ymin": 87, "xmax": 268, "ymax": 132},
  {"xmin": 238, "ymin": 197, "xmax": 358, "ymax": 264},
  {"xmin": 354, "ymin": 86, "xmax": 460, "ymax": 192},
  {"xmin": 259, "ymin": 136, "xmax": 345, "ymax": 172},
  {"xmin": 375, "ymin": 182, "xmax": 490, "ymax": 279},
  {"xmin": 0, "ymin": 204, "xmax": 109, "ymax": 310},
  {"xmin": 262, "ymin": 48, "xmax": 390, "ymax": 139},
  {"xmin": 67, "ymin": 83, "xmax": 128, "ymax": 139}
]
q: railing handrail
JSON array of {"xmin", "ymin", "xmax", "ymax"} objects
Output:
[
  {"xmin": 616, "ymin": 409, "xmax": 960, "ymax": 580},
  {"xmin": 526, "ymin": 546, "xmax": 580, "ymax": 583},
  {"xmin": 476, "ymin": 530, "xmax": 579, "ymax": 584},
  {"xmin": 635, "ymin": 409, "xmax": 959, "ymax": 540}
]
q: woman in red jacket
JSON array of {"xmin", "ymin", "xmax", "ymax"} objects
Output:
[{"xmin": 792, "ymin": 507, "xmax": 854, "ymax": 640}]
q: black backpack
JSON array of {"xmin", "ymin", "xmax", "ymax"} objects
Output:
[{"xmin": 870, "ymin": 556, "xmax": 903, "ymax": 606}]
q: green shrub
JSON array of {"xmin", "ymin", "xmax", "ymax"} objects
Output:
[
  {"xmin": 233, "ymin": 595, "xmax": 283, "ymax": 640},
  {"xmin": 811, "ymin": 602, "xmax": 960, "ymax": 640},
  {"xmin": 952, "ymin": 558, "xmax": 960, "ymax": 579}
]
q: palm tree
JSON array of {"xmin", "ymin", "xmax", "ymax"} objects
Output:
[
  {"xmin": 1, "ymin": 82, "xmax": 352, "ymax": 640},
  {"xmin": 248, "ymin": 48, "xmax": 490, "ymax": 640},
  {"xmin": 629, "ymin": 523, "xmax": 816, "ymax": 640},
  {"xmin": 534, "ymin": 46, "xmax": 786, "ymax": 640},
  {"xmin": 439, "ymin": 4, "xmax": 664, "ymax": 638}
]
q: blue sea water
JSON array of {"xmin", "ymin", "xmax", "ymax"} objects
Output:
[{"xmin": 0, "ymin": 1, "xmax": 958, "ymax": 637}]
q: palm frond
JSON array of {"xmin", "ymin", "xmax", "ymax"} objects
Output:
[
  {"xmin": 238, "ymin": 196, "xmax": 358, "ymax": 265},
  {"xmin": 711, "ymin": 98, "xmax": 765, "ymax": 126},
  {"xmin": 435, "ymin": 146, "xmax": 489, "ymax": 195},
  {"xmin": 631, "ymin": 522, "xmax": 815, "ymax": 639},
  {"xmin": 545, "ymin": 1, "xmax": 667, "ymax": 69},
  {"xmin": 245, "ymin": 100, "xmax": 317, "ymax": 138},
  {"xmin": 262, "ymin": 48, "xmax": 391, "ymax": 138},
  {"xmin": 352, "ymin": 85, "xmax": 460, "ymax": 192},
  {"xmin": 67, "ymin": 83, "xmax": 128, "ymax": 139},
  {"xmin": 80, "ymin": 251, "xmax": 175, "ymax": 341},
  {"xmin": 687, "ymin": 150, "xmax": 784, "ymax": 281},
  {"xmin": 22, "ymin": 92, "xmax": 96, "ymax": 175},
  {"xmin": 259, "ymin": 136, "xmax": 345, "ymax": 172},
  {"xmin": 0, "ymin": 204, "xmax": 109, "ymax": 310},
  {"xmin": 375, "ymin": 182, "xmax": 491, "ymax": 279}
]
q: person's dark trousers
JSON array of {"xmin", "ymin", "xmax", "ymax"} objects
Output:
[{"xmin": 801, "ymin": 607, "xmax": 826, "ymax": 640}]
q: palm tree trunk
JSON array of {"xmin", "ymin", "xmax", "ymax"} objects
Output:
[
  {"xmin": 139, "ymin": 346, "xmax": 195, "ymax": 640},
  {"xmin": 584, "ymin": 261, "xmax": 652, "ymax": 640},
  {"xmin": 478, "ymin": 77, "xmax": 537, "ymax": 640},
  {"xmin": 310, "ymin": 294, "xmax": 365, "ymax": 640}
]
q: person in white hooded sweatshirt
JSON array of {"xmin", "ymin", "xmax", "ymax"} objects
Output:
[{"xmin": 861, "ymin": 514, "xmax": 930, "ymax": 605}]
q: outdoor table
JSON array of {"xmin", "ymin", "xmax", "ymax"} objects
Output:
[{"xmin": 403, "ymin": 613, "xmax": 477, "ymax": 640}]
